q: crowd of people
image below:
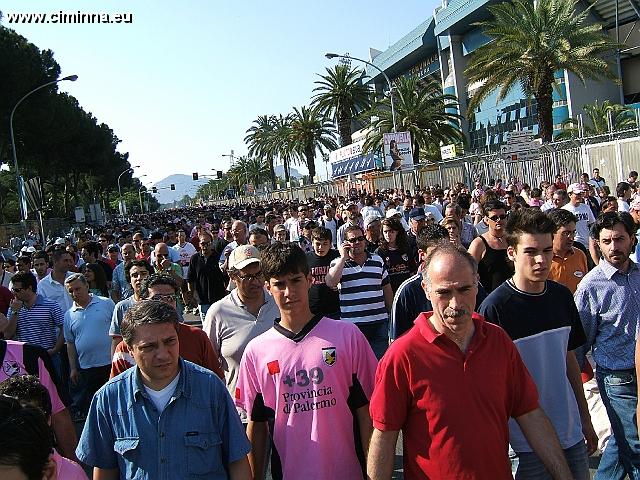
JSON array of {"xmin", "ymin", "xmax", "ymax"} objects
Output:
[{"xmin": 1, "ymin": 167, "xmax": 640, "ymax": 479}]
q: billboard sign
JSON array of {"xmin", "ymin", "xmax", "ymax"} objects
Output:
[
  {"xmin": 383, "ymin": 131, "xmax": 413, "ymax": 171},
  {"xmin": 329, "ymin": 140, "xmax": 381, "ymax": 178}
]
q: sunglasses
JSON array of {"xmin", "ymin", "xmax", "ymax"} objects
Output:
[
  {"xmin": 488, "ymin": 214, "xmax": 508, "ymax": 222},
  {"xmin": 11, "ymin": 287, "xmax": 25, "ymax": 293},
  {"xmin": 347, "ymin": 236, "xmax": 366, "ymax": 242},
  {"xmin": 235, "ymin": 270, "xmax": 264, "ymax": 282}
]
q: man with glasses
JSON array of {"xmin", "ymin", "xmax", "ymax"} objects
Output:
[
  {"xmin": 336, "ymin": 202, "xmax": 360, "ymax": 247},
  {"xmin": 468, "ymin": 200, "xmax": 513, "ymax": 293},
  {"xmin": 562, "ymin": 183, "xmax": 595, "ymax": 250},
  {"xmin": 110, "ymin": 273, "xmax": 224, "ymax": 379},
  {"xmin": 326, "ymin": 225, "xmax": 393, "ymax": 359},
  {"xmin": 547, "ymin": 209, "xmax": 588, "ymax": 294},
  {"xmin": 204, "ymin": 245, "xmax": 278, "ymax": 423},
  {"xmin": 188, "ymin": 232, "xmax": 227, "ymax": 322}
]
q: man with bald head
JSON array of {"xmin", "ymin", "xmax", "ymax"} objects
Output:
[{"xmin": 367, "ymin": 244, "xmax": 575, "ymax": 480}]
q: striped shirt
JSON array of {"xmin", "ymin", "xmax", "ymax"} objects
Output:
[
  {"xmin": 9, "ymin": 295, "xmax": 64, "ymax": 350},
  {"xmin": 331, "ymin": 253, "xmax": 389, "ymax": 324}
]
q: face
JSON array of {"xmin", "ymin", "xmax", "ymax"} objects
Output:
[
  {"xmin": 602, "ymin": 202, "xmax": 618, "ymax": 213},
  {"xmin": 33, "ymin": 258, "xmax": 48, "ymax": 277},
  {"xmin": 345, "ymin": 229, "xmax": 366, "ymax": 255},
  {"xmin": 199, "ymin": 235, "xmax": 213, "ymax": 255},
  {"xmin": 383, "ymin": 225, "xmax": 398, "ymax": 244},
  {"xmin": 593, "ymin": 169, "xmax": 600, "ymax": 178},
  {"xmin": 222, "ymin": 223, "xmax": 233, "ymax": 237},
  {"xmin": 366, "ymin": 221, "xmax": 381, "ymax": 238},
  {"xmin": 10, "ymin": 281, "xmax": 31, "ymax": 301},
  {"xmin": 403, "ymin": 199, "xmax": 412, "ymax": 211},
  {"xmin": 598, "ymin": 224, "xmax": 633, "ymax": 269},
  {"xmin": 552, "ymin": 193, "xmax": 566, "ymax": 208},
  {"xmin": 410, "ymin": 218, "xmax": 425, "ymax": 234},
  {"xmin": 84, "ymin": 268, "xmax": 95, "ymax": 283},
  {"xmin": 266, "ymin": 271, "xmax": 312, "ymax": 314},
  {"xmin": 147, "ymin": 284, "xmax": 177, "ymax": 309},
  {"xmin": 508, "ymin": 233, "xmax": 554, "ymax": 285},
  {"xmin": 249, "ymin": 234, "xmax": 269, "ymax": 250},
  {"xmin": 108, "ymin": 250, "xmax": 119, "ymax": 263},
  {"xmin": 312, "ymin": 238, "xmax": 331, "ymax": 256},
  {"xmin": 546, "ymin": 186, "xmax": 557, "ymax": 199},
  {"xmin": 232, "ymin": 223, "xmax": 247, "ymax": 243},
  {"xmin": 233, "ymin": 262, "xmax": 264, "ymax": 299},
  {"xmin": 297, "ymin": 207, "xmax": 308, "ymax": 219},
  {"xmin": 274, "ymin": 230, "xmax": 287, "ymax": 242},
  {"xmin": 17, "ymin": 259, "xmax": 31, "ymax": 273},
  {"xmin": 445, "ymin": 222, "xmax": 461, "ymax": 243},
  {"xmin": 553, "ymin": 222, "xmax": 576, "ymax": 253},
  {"xmin": 569, "ymin": 190, "xmax": 584, "ymax": 204},
  {"xmin": 66, "ymin": 279, "xmax": 90, "ymax": 304},
  {"xmin": 154, "ymin": 244, "xmax": 170, "ymax": 266},
  {"xmin": 324, "ymin": 208, "xmax": 333, "ymax": 217},
  {"xmin": 132, "ymin": 234, "xmax": 144, "ymax": 249},
  {"xmin": 486, "ymin": 209, "xmax": 507, "ymax": 233},
  {"xmin": 130, "ymin": 322, "xmax": 180, "ymax": 389},
  {"xmin": 129, "ymin": 265, "xmax": 150, "ymax": 294},
  {"xmin": 122, "ymin": 245, "xmax": 136, "ymax": 262},
  {"xmin": 177, "ymin": 231, "xmax": 186, "ymax": 243},
  {"xmin": 99, "ymin": 238, "xmax": 109, "ymax": 251},
  {"xmin": 256, "ymin": 215, "xmax": 265, "ymax": 224},
  {"xmin": 423, "ymin": 255, "xmax": 478, "ymax": 337}
]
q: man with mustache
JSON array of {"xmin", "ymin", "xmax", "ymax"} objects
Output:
[
  {"xmin": 479, "ymin": 209, "xmax": 595, "ymax": 479},
  {"xmin": 368, "ymin": 244, "xmax": 574, "ymax": 479}
]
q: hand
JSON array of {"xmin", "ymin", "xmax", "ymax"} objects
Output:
[
  {"xmin": 9, "ymin": 299, "xmax": 22, "ymax": 311},
  {"xmin": 160, "ymin": 258, "xmax": 172, "ymax": 270},
  {"xmin": 339, "ymin": 241, "xmax": 352, "ymax": 258},
  {"xmin": 70, "ymin": 368, "xmax": 79, "ymax": 386},
  {"xmin": 582, "ymin": 417, "xmax": 598, "ymax": 456},
  {"xmin": 46, "ymin": 348, "xmax": 58, "ymax": 356}
]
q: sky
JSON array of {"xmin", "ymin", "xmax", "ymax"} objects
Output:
[{"xmin": 4, "ymin": 0, "xmax": 439, "ymax": 186}]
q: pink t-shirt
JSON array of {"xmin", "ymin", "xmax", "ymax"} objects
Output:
[
  {"xmin": 0, "ymin": 340, "xmax": 65, "ymax": 414},
  {"xmin": 236, "ymin": 316, "xmax": 377, "ymax": 479},
  {"xmin": 53, "ymin": 449, "xmax": 88, "ymax": 479}
]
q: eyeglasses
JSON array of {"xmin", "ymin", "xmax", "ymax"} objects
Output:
[
  {"xmin": 200, "ymin": 241, "xmax": 211, "ymax": 246},
  {"xmin": 488, "ymin": 214, "xmax": 508, "ymax": 222},
  {"xmin": 236, "ymin": 270, "xmax": 264, "ymax": 282},
  {"xmin": 347, "ymin": 236, "xmax": 366, "ymax": 243},
  {"xmin": 298, "ymin": 209, "xmax": 307, "ymax": 212},
  {"xmin": 149, "ymin": 294, "xmax": 177, "ymax": 302},
  {"xmin": 560, "ymin": 231, "xmax": 576, "ymax": 238},
  {"xmin": 11, "ymin": 287, "xmax": 25, "ymax": 293}
]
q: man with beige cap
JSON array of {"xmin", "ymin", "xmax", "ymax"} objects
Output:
[{"xmin": 562, "ymin": 183, "xmax": 595, "ymax": 249}]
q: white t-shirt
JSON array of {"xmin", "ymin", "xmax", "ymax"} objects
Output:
[
  {"xmin": 143, "ymin": 372, "xmax": 180, "ymax": 413},
  {"xmin": 284, "ymin": 217, "xmax": 300, "ymax": 242},
  {"xmin": 618, "ymin": 198, "xmax": 630, "ymax": 212},
  {"xmin": 172, "ymin": 241, "xmax": 197, "ymax": 277},
  {"xmin": 562, "ymin": 203, "xmax": 595, "ymax": 247},
  {"xmin": 319, "ymin": 217, "xmax": 338, "ymax": 246}
]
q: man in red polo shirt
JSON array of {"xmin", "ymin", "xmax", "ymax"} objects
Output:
[{"xmin": 367, "ymin": 244, "xmax": 574, "ymax": 480}]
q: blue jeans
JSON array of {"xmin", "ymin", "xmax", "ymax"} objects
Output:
[
  {"xmin": 515, "ymin": 440, "xmax": 589, "ymax": 480},
  {"xmin": 355, "ymin": 320, "xmax": 388, "ymax": 360},
  {"xmin": 595, "ymin": 367, "xmax": 640, "ymax": 480},
  {"xmin": 199, "ymin": 304, "xmax": 212, "ymax": 323}
]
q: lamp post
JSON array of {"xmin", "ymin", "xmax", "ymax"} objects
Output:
[
  {"xmin": 325, "ymin": 53, "xmax": 396, "ymax": 133},
  {"xmin": 117, "ymin": 165, "xmax": 140, "ymax": 216},
  {"xmin": 136, "ymin": 176, "xmax": 148, "ymax": 213},
  {"xmin": 9, "ymin": 74, "xmax": 78, "ymax": 239}
]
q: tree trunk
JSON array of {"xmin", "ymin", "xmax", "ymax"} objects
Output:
[
  {"xmin": 338, "ymin": 108, "xmax": 352, "ymax": 147},
  {"xmin": 413, "ymin": 139, "xmax": 420, "ymax": 165},
  {"xmin": 535, "ymin": 69, "xmax": 555, "ymax": 143},
  {"xmin": 305, "ymin": 144, "xmax": 316, "ymax": 180},
  {"xmin": 268, "ymin": 157, "xmax": 276, "ymax": 190}
]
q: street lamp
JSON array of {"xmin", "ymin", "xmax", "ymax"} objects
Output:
[
  {"xmin": 9, "ymin": 74, "xmax": 78, "ymax": 238},
  {"xmin": 117, "ymin": 165, "xmax": 140, "ymax": 216},
  {"xmin": 325, "ymin": 53, "xmax": 397, "ymax": 133},
  {"xmin": 136, "ymin": 175, "xmax": 148, "ymax": 213}
]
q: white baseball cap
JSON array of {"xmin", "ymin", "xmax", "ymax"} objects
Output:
[{"xmin": 228, "ymin": 245, "xmax": 261, "ymax": 270}]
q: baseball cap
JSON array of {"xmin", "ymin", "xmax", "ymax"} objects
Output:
[
  {"xmin": 323, "ymin": 204, "xmax": 333, "ymax": 210},
  {"xmin": 228, "ymin": 245, "xmax": 261, "ymax": 270},
  {"xmin": 54, "ymin": 237, "xmax": 66, "ymax": 245},
  {"xmin": 567, "ymin": 183, "xmax": 586, "ymax": 194},
  {"xmin": 385, "ymin": 208, "xmax": 402, "ymax": 218},
  {"xmin": 364, "ymin": 215, "xmax": 383, "ymax": 228},
  {"xmin": 409, "ymin": 207, "xmax": 426, "ymax": 221}
]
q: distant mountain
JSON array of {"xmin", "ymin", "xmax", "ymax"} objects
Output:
[
  {"xmin": 274, "ymin": 165, "xmax": 303, "ymax": 178},
  {"xmin": 152, "ymin": 174, "xmax": 208, "ymax": 205}
]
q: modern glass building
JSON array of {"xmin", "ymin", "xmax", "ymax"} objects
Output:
[{"xmin": 364, "ymin": 0, "xmax": 640, "ymax": 153}]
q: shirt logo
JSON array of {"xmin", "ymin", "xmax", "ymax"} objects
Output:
[
  {"xmin": 322, "ymin": 347, "xmax": 337, "ymax": 366},
  {"xmin": 267, "ymin": 360, "xmax": 280, "ymax": 375},
  {"xmin": 2, "ymin": 360, "xmax": 20, "ymax": 377}
]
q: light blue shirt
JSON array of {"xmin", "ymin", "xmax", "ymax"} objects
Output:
[
  {"xmin": 76, "ymin": 358, "xmax": 251, "ymax": 479},
  {"xmin": 64, "ymin": 294, "xmax": 115, "ymax": 369},
  {"xmin": 111, "ymin": 263, "xmax": 133, "ymax": 300},
  {"xmin": 575, "ymin": 258, "xmax": 640, "ymax": 370}
]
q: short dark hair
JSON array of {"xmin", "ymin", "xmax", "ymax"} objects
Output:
[
  {"xmin": 0, "ymin": 396, "xmax": 53, "ymax": 480},
  {"xmin": 32, "ymin": 251, "xmax": 48, "ymax": 263},
  {"xmin": 249, "ymin": 228, "xmax": 269, "ymax": 239},
  {"xmin": 505, "ymin": 208, "xmax": 557, "ymax": 248},
  {"xmin": 344, "ymin": 225, "xmax": 364, "ymax": 239},
  {"xmin": 311, "ymin": 227, "xmax": 332, "ymax": 242},
  {"xmin": 125, "ymin": 259, "xmax": 153, "ymax": 285},
  {"xmin": 0, "ymin": 374, "xmax": 52, "ymax": 419},
  {"xmin": 141, "ymin": 273, "xmax": 179, "ymax": 297},
  {"xmin": 121, "ymin": 300, "xmax": 179, "ymax": 346},
  {"xmin": 416, "ymin": 224, "xmax": 450, "ymax": 252},
  {"xmin": 83, "ymin": 240, "xmax": 102, "ymax": 256},
  {"xmin": 261, "ymin": 243, "xmax": 309, "ymax": 281},
  {"xmin": 11, "ymin": 271, "xmax": 37, "ymax": 292},
  {"xmin": 629, "ymin": 171, "xmax": 638, "ymax": 178},
  {"xmin": 546, "ymin": 209, "xmax": 577, "ymax": 229},
  {"xmin": 591, "ymin": 211, "xmax": 637, "ymax": 240},
  {"xmin": 616, "ymin": 182, "xmax": 631, "ymax": 198},
  {"xmin": 483, "ymin": 200, "xmax": 507, "ymax": 216}
]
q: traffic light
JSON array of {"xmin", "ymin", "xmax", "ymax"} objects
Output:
[
  {"xmin": 192, "ymin": 172, "xmax": 199, "ymax": 181},
  {"xmin": 152, "ymin": 187, "xmax": 157, "ymax": 193},
  {"xmin": 170, "ymin": 184, "xmax": 176, "ymax": 190},
  {"xmin": 216, "ymin": 170, "xmax": 223, "ymax": 179}
]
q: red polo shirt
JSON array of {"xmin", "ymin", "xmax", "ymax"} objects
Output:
[{"xmin": 370, "ymin": 312, "xmax": 539, "ymax": 479}]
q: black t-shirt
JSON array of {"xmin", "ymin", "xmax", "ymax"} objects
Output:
[
  {"xmin": 187, "ymin": 252, "xmax": 227, "ymax": 304},
  {"xmin": 375, "ymin": 247, "xmax": 417, "ymax": 293},
  {"xmin": 306, "ymin": 250, "xmax": 340, "ymax": 317}
]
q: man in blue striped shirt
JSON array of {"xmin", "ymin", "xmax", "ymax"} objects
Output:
[
  {"xmin": 326, "ymin": 224, "xmax": 393, "ymax": 359},
  {"xmin": 575, "ymin": 211, "xmax": 640, "ymax": 478}
]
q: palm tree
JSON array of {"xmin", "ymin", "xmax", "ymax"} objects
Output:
[
  {"xmin": 556, "ymin": 100, "xmax": 638, "ymax": 139},
  {"xmin": 244, "ymin": 115, "xmax": 277, "ymax": 190},
  {"xmin": 362, "ymin": 75, "xmax": 464, "ymax": 164},
  {"xmin": 244, "ymin": 156, "xmax": 271, "ymax": 188},
  {"xmin": 312, "ymin": 64, "xmax": 371, "ymax": 147},
  {"xmin": 271, "ymin": 114, "xmax": 297, "ymax": 184},
  {"xmin": 465, "ymin": 0, "xmax": 619, "ymax": 142},
  {"xmin": 289, "ymin": 106, "xmax": 339, "ymax": 180}
]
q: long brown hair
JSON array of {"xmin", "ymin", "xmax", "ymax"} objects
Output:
[{"xmin": 378, "ymin": 217, "xmax": 409, "ymax": 252}]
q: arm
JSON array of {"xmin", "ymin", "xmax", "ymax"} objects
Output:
[
  {"xmin": 67, "ymin": 342, "xmax": 80, "ymax": 386},
  {"xmin": 515, "ymin": 408, "xmax": 574, "ymax": 480},
  {"xmin": 5, "ymin": 299, "xmax": 21, "ymax": 338},
  {"xmin": 382, "ymin": 283, "xmax": 393, "ymax": 314},
  {"xmin": 228, "ymin": 456, "xmax": 252, "ymax": 480},
  {"xmin": 467, "ymin": 236, "xmax": 485, "ymax": 263},
  {"xmin": 325, "ymin": 254, "xmax": 347, "ymax": 289},
  {"xmin": 588, "ymin": 237, "xmax": 600, "ymax": 266},
  {"xmin": 93, "ymin": 468, "xmax": 119, "ymax": 480},
  {"xmin": 48, "ymin": 329, "xmax": 65, "ymax": 356},
  {"xmin": 566, "ymin": 350, "xmax": 597, "ymax": 455},
  {"xmin": 110, "ymin": 336, "xmax": 122, "ymax": 358},
  {"xmin": 356, "ymin": 404, "xmax": 373, "ymax": 459},
  {"xmin": 246, "ymin": 420, "xmax": 269, "ymax": 480},
  {"xmin": 366, "ymin": 428, "xmax": 399, "ymax": 480},
  {"xmin": 51, "ymin": 408, "xmax": 79, "ymax": 462}
]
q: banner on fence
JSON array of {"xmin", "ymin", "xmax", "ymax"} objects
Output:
[
  {"xmin": 329, "ymin": 140, "xmax": 382, "ymax": 178},
  {"xmin": 383, "ymin": 131, "xmax": 413, "ymax": 171}
]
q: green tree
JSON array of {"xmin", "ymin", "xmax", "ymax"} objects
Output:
[
  {"xmin": 465, "ymin": 0, "xmax": 619, "ymax": 142},
  {"xmin": 362, "ymin": 76, "xmax": 464, "ymax": 164},
  {"xmin": 556, "ymin": 100, "xmax": 638, "ymax": 139},
  {"xmin": 245, "ymin": 115, "xmax": 278, "ymax": 190},
  {"xmin": 289, "ymin": 106, "xmax": 338, "ymax": 180},
  {"xmin": 312, "ymin": 64, "xmax": 371, "ymax": 147},
  {"xmin": 271, "ymin": 114, "xmax": 297, "ymax": 184}
]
